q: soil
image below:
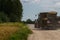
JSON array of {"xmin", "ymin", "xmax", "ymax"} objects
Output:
[{"xmin": 27, "ymin": 24, "xmax": 60, "ymax": 40}]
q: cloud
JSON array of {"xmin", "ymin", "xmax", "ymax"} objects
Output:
[
  {"xmin": 21, "ymin": 0, "xmax": 41, "ymax": 4},
  {"xmin": 34, "ymin": 0, "xmax": 40, "ymax": 2},
  {"xmin": 32, "ymin": 0, "xmax": 41, "ymax": 4},
  {"xmin": 21, "ymin": 0, "xmax": 60, "ymax": 21},
  {"xmin": 54, "ymin": 0, "xmax": 60, "ymax": 2},
  {"xmin": 22, "ymin": 0, "xmax": 60, "ymax": 10},
  {"xmin": 21, "ymin": 0, "xmax": 30, "ymax": 3},
  {"xmin": 55, "ymin": 2, "xmax": 60, "ymax": 7},
  {"xmin": 22, "ymin": 0, "xmax": 29, "ymax": 1}
]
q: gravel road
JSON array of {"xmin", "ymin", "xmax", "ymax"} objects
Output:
[{"xmin": 27, "ymin": 24, "xmax": 60, "ymax": 40}]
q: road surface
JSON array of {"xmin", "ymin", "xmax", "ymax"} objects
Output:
[{"xmin": 27, "ymin": 24, "xmax": 60, "ymax": 40}]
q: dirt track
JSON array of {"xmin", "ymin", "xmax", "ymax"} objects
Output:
[{"xmin": 27, "ymin": 24, "xmax": 60, "ymax": 40}]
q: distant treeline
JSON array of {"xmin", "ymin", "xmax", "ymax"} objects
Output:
[{"xmin": 22, "ymin": 19, "xmax": 35, "ymax": 24}]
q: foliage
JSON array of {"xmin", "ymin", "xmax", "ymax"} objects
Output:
[
  {"xmin": 0, "ymin": 22, "xmax": 32, "ymax": 40},
  {"xmin": 26, "ymin": 19, "xmax": 35, "ymax": 24},
  {"xmin": 0, "ymin": 12, "xmax": 9, "ymax": 23},
  {"xmin": 8, "ymin": 22, "xmax": 32, "ymax": 40},
  {"xmin": 0, "ymin": 0, "xmax": 23, "ymax": 22}
]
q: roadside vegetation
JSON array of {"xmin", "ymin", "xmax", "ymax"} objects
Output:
[
  {"xmin": 0, "ymin": 22, "xmax": 32, "ymax": 40},
  {"xmin": 0, "ymin": 0, "xmax": 32, "ymax": 40}
]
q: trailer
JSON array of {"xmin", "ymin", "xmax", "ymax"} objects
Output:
[{"xmin": 35, "ymin": 11, "xmax": 57, "ymax": 30}]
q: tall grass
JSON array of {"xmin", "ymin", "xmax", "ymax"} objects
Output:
[{"xmin": 0, "ymin": 22, "xmax": 32, "ymax": 40}]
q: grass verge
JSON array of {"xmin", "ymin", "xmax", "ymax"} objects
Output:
[{"xmin": 0, "ymin": 22, "xmax": 32, "ymax": 40}]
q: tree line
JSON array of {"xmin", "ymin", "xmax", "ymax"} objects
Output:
[{"xmin": 22, "ymin": 19, "xmax": 35, "ymax": 24}]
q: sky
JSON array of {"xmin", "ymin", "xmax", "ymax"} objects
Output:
[{"xmin": 21, "ymin": 0, "xmax": 60, "ymax": 21}]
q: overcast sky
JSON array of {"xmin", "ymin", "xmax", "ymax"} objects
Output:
[{"xmin": 21, "ymin": 0, "xmax": 60, "ymax": 21}]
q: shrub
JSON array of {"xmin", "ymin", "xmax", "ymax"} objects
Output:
[{"xmin": 9, "ymin": 22, "xmax": 32, "ymax": 40}]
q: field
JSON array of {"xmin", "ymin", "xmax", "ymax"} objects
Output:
[{"xmin": 0, "ymin": 23, "xmax": 32, "ymax": 40}]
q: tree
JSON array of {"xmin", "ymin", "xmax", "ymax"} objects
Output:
[
  {"xmin": 0, "ymin": 12, "xmax": 9, "ymax": 22},
  {"xmin": 26, "ymin": 19, "xmax": 34, "ymax": 24},
  {"xmin": 0, "ymin": 0, "xmax": 23, "ymax": 22},
  {"xmin": 9, "ymin": 0, "xmax": 23, "ymax": 22}
]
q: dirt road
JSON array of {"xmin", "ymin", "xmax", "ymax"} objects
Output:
[{"xmin": 27, "ymin": 24, "xmax": 60, "ymax": 40}]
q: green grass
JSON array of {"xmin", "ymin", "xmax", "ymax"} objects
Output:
[
  {"xmin": 9, "ymin": 22, "xmax": 32, "ymax": 40},
  {"xmin": 0, "ymin": 22, "xmax": 32, "ymax": 40}
]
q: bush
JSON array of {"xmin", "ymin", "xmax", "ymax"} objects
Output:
[{"xmin": 9, "ymin": 22, "xmax": 32, "ymax": 40}]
